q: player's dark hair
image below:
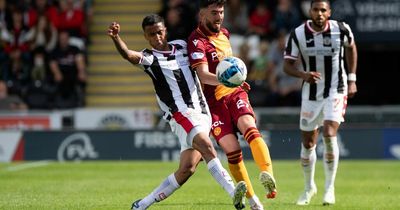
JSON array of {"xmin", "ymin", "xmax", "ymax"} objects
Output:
[
  {"xmin": 310, "ymin": 0, "xmax": 330, "ymax": 7},
  {"xmin": 199, "ymin": 0, "xmax": 226, "ymax": 9},
  {"xmin": 141, "ymin": 14, "xmax": 164, "ymax": 30}
]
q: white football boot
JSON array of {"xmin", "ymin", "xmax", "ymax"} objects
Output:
[
  {"xmin": 323, "ymin": 187, "xmax": 335, "ymax": 205},
  {"xmin": 296, "ymin": 185, "xmax": 317, "ymax": 205}
]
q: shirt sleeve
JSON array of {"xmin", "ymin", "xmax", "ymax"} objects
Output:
[
  {"xmin": 342, "ymin": 22, "xmax": 355, "ymax": 47},
  {"xmin": 284, "ymin": 30, "xmax": 300, "ymax": 60},
  {"xmin": 138, "ymin": 50, "xmax": 153, "ymax": 66},
  {"xmin": 187, "ymin": 37, "xmax": 208, "ymax": 68}
]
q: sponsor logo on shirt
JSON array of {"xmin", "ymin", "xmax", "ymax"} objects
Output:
[
  {"xmin": 192, "ymin": 39, "xmax": 199, "ymax": 47},
  {"xmin": 191, "ymin": 52, "xmax": 204, "ymax": 60}
]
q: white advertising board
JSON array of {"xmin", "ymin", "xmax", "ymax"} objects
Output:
[{"xmin": 74, "ymin": 108, "xmax": 154, "ymax": 130}]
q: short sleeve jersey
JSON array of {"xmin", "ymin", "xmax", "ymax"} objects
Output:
[
  {"xmin": 187, "ymin": 25, "xmax": 238, "ymax": 102},
  {"xmin": 284, "ymin": 20, "xmax": 355, "ymax": 100},
  {"xmin": 138, "ymin": 40, "xmax": 208, "ymax": 117}
]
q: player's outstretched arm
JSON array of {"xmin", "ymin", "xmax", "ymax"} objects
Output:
[{"xmin": 108, "ymin": 22, "xmax": 142, "ymax": 65}]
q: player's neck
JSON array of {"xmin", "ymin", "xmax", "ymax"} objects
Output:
[
  {"xmin": 310, "ymin": 21, "xmax": 327, "ymax": 32},
  {"xmin": 200, "ymin": 23, "xmax": 219, "ymax": 36},
  {"xmin": 154, "ymin": 44, "xmax": 170, "ymax": 52}
]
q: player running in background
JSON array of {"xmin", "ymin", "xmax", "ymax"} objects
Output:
[
  {"xmin": 108, "ymin": 14, "xmax": 247, "ymax": 210},
  {"xmin": 283, "ymin": 0, "xmax": 358, "ymax": 206},
  {"xmin": 187, "ymin": 1, "xmax": 277, "ymax": 209}
]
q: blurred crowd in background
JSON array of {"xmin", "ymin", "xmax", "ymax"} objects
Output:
[
  {"xmin": 0, "ymin": 0, "xmax": 92, "ymax": 110},
  {"xmin": 0, "ymin": 0, "xmax": 316, "ymax": 111}
]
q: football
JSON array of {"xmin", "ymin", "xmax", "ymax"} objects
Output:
[{"xmin": 216, "ymin": 56, "xmax": 247, "ymax": 87}]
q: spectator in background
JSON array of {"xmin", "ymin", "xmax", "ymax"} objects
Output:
[
  {"xmin": 267, "ymin": 31, "xmax": 301, "ymax": 106},
  {"xmin": 58, "ymin": 0, "xmax": 86, "ymax": 41},
  {"xmin": 30, "ymin": 14, "xmax": 57, "ymax": 80},
  {"xmin": 223, "ymin": 0, "xmax": 248, "ymax": 35},
  {"xmin": 159, "ymin": 0, "xmax": 197, "ymax": 41},
  {"xmin": 49, "ymin": 30, "xmax": 86, "ymax": 108},
  {"xmin": 273, "ymin": 0, "xmax": 301, "ymax": 33},
  {"xmin": 247, "ymin": 39, "xmax": 276, "ymax": 107},
  {"xmin": 31, "ymin": 14, "xmax": 58, "ymax": 53},
  {"xmin": 0, "ymin": 80, "xmax": 27, "ymax": 110},
  {"xmin": 0, "ymin": 0, "xmax": 7, "ymax": 26},
  {"xmin": 0, "ymin": 0, "xmax": 8, "ymax": 76},
  {"xmin": 1, "ymin": 8, "xmax": 34, "ymax": 94},
  {"xmin": 26, "ymin": 0, "xmax": 60, "ymax": 28},
  {"xmin": 248, "ymin": 1, "xmax": 273, "ymax": 40}
]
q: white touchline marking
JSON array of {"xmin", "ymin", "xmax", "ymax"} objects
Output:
[{"xmin": 5, "ymin": 160, "xmax": 52, "ymax": 172}]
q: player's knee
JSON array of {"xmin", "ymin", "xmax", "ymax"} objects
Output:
[
  {"xmin": 226, "ymin": 149, "xmax": 243, "ymax": 164},
  {"xmin": 303, "ymin": 141, "xmax": 316, "ymax": 149}
]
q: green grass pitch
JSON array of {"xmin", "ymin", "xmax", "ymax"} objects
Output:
[{"xmin": 0, "ymin": 160, "xmax": 399, "ymax": 210}]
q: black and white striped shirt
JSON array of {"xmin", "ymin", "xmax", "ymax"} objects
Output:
[
  {"xmin": 139, "ymin": 40, "xmax": 208, "ymax": 117},
  {"xmin": 284, "ymin": 20, "xmax": 354, "ymax": 101}
]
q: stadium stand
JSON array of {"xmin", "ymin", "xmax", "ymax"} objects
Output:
[{"xmin": 86, "ymin": 0, "xmax": 159, "ymax": 109}]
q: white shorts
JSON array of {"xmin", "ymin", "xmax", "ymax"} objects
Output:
[
  {"xmin": 300, "ymin": 94, "xmax": 348, "ymax": 131},
  {"xmin": 168, "ymin": 109, "xmax": 212, "ymax": 152}
]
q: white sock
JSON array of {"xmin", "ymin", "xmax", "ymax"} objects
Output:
[
  {"xmin": 207, "ymin": 158, "xmax": 236, "ymax": 197},
  {"xmin": 139, "ymin": 173, "xmax": 180, "ymax": 209},
  {"xmin": 300, "ymin": 144, "xmax": 317, "ymax": 191},
  {"xmin": 248, "ymin": 195, "xmax": 263, "ymax": 209},
  {"xmin": 323, "ymin": 136, "xmax": 339, "ymax": 190}
]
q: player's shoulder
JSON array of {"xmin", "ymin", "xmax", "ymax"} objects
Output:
[
  {"xmin": 220, "ymin": 27, "xmax": 230, "ymax": 38},
  {"xmin": 330, "ymin": 20, "xmax": 351, "ymax": 28},
  {"xmin": 187, "ymin": 29, "xmax": 207, "ymax": 50},
  {"xmin": 188, "ymin": 28, "xmax": 201, "ymax": 41},
  {"xmin": 292, "ymin": 21, "xmax": 307, "ymax": 33},
  {"xmin": 141, "ymin": 48, "xmax": 152, "ymax": 56},
  {"xmin": 169, "ymin": 39, "xmax": 187, "ymax": 49}
]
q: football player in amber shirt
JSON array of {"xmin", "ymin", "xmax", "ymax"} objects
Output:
[{"xmin": 188, "ymin": 1, "xmax": 277, "ymax": 209}]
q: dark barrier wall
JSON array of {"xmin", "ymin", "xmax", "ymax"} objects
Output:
[{"xmin": 21, "ymin": 127, "xmax": 398, "ymax": 161}]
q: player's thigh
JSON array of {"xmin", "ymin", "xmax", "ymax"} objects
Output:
[
  {"xmin": 209, "ymin": 101, "xmax": 234, "ymax": 142},
  {"xmin": 300, "ymin": 99, "xmax": 324, "ymax": 131},
  {"xmin": 170, "ymin": 110, "xmax": 211, "ymax": 152},
  {"xmin": 323, "ymin": 95, "xmax": 347, "ymax": 124},
  {"xmin": 227, "ymin": 90, "xmax": 256, "ymax": 125}
]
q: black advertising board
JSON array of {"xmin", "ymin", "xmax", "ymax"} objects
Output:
[{"xmin": 331, "ymin": 0, "xmax": 400, "ymax": 43}]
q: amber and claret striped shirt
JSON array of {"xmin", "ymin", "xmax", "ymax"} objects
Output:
[{"xmin": 188, "ymin": 24, "xmax": 238, "ymax": 102}]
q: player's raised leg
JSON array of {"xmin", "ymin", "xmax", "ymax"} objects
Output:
[
  {"xmin": 131, "ymin": 149, "xmax": 202, "ymax": 210},
  {"xmin": 242, "ymin": 123, "xmax": 277, "ymax": 199}
]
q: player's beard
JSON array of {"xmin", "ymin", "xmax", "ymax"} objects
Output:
[
  {"xmin": 205, "ymin": 19, "xmax": 221, "ymax": 33},
  {"xmin": 312, "ymin": 17, "xmax": 326, "ymax": 30}
]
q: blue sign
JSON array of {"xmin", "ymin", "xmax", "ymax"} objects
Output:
[{"xmin": 383, "ymin": 128, "xmax": 400, "ymax": 159}]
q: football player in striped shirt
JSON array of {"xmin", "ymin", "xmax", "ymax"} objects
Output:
[
  {"xmin": 283, "ymin": 0, "xmax": 358, "ymax": 206},
  {"xmin": 108, "ymin": 14, "xmax": 247, "ymax": 210}
]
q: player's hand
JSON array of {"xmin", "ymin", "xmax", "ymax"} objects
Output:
[
  {"xmin": 303, "ymin": 71, "xmax": 322, "ymax": 84},
  {"xmin": 108, "ymin": 22, "xmax": 120, "ymax": 38},
  {"xmin": 347, "ymin": 81, "xmax": 357, "ymax": 98},
  {"xmin": 240, "ymin": 81, "xmax": 251, "ymax": 92}
]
